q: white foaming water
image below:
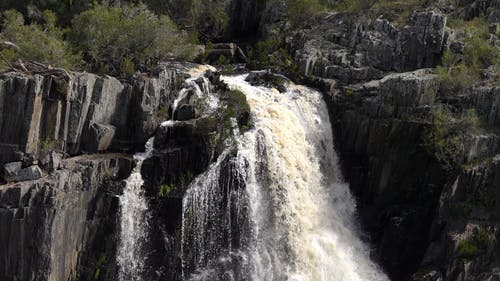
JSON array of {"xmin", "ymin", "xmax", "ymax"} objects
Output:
[
  {"xmin": 221, "ymin": 74, "xmax": 389, "ymax": 281},
  {"xmin": 118, "ymin": 138, "xmax": 154, "ymax": 281},
  {"xmin": 171, "ymin": 76, "xmax": 219, "ymax": 118},
  {"xmin": 118, "ymin": 65, "xmax": 218, "ymax": 281}
]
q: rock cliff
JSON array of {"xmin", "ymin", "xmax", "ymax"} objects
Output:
[
  {"xmin": 0, "ymin": 154, "xmax": 132, "ymax": 281},
  {"xmin": 280, "ymin": 3, "xmax": 500, "ymax": 279}
]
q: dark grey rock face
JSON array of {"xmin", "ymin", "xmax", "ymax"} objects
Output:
[
  {"xmin": 0, "ymin": 63, "xmax": 185, "ymax": 169},
  {"xmin": 2, "ymin": 162, "xmax": 22, "ymax": 182},
  {"xmin": 290, "ymin": 11, "xmax": 447, "ymax": 83},
  {"xmin": 395, "ymin": 12, "xmax": 447, "ymax": 71},
  {"xmin": 0, "ymin": 154, "xmax": 132, "ymax": 281},
  {"xmin": 328, "ymin": 68, "xmax": 500, "ymax": 280},
  {"xmin": 85, "ymin": 123, "xmax": 116, "ymax": 152}
]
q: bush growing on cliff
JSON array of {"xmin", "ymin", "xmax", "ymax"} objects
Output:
[
  {"xmin": 437, "ymin": 18, "xmax": 500, "ymax": 91},
  {"xmin": 70, "ymin": 3, "xmax": 197, "ymax": 76},
  {"xmin": 0, "ymin": 10, "xmax": 80, "ymax": 70},
  {"xmin": 423, "ymin": 107, "xmax": 480, "ymax": 168},
  {"xmin": 456, "ymin": 228, "xmax": 495, "ymax": 259},
  {"xmin": 287, "ymin": 0, "xmax": 329, "ymax": 24},
  {"xmin": 248, "ymin": 36, "xmax": 300, "ymax": 79}
]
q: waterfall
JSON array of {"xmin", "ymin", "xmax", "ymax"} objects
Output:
[
  {"xmin": 180, "ymin": 74, "xmax": 389, "ymax": 281},
  {"xmin": 117, "ymin": 138, "xmax": 154, "ymax": 281},
  {"xmin": 117, "ymin": 65, "xmax": 218, "ymax": 281}
]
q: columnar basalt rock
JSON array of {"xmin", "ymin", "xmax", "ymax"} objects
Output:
[
  {"xmin": 0, "ymin": 63, "xmax": 186, "ymax": 180},
  {"xmin": 329, "ymin": 68, "xmax": 500, "ymax": 280},
  {"xmin": 290, "ymin": 11, "xmax": 447, "ymax": 83},
  {"xmin": 0, "ymin": 154, "xmax": 132, "ymax": 281}
]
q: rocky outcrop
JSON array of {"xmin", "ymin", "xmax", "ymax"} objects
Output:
[
  {"xmin": 0, "ymin": 62, "xmax": 186, "ymax": 180},
  {"xmin": 290, "ymin": 11, "xmax": 447, "ymax": 83},
  {"xmin": 204, "ymin": 43, "xmax": 248, "ymax": 63},
  {"xmin": 329, "ymin": 68, "xmax": 500, "ymax": 280},
  {"xmin": 0, "ymin": 154, "xmax": 132, "ymax": 281},
  {"xmin": 135, "ymin": 72, "xmax": 251, "ymax": 281}
]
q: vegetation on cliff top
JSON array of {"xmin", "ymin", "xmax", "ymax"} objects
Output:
[
  {"xmin": 70, "ymin": 3, "xmax": 197, "ymax": 76},
  {"xmin": 0, "ymin": 10, "xmax": 79, "ymax": 70},
  {"xmin": 0, "ymin": 3, "xmax": 198, "ymax": 76},
  {"xmin": 436, "ymin": 16, "xmax": 499, "ymax": 90}
]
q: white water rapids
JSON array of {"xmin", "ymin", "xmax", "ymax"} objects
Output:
[
  {"xmin": 118, "ymin": 69, "xmax": 388, "ymax": 281},
  {"xmin": 222, "ymin": 75, "xmax": 388, "ymax": 281},
  {"xmin": 181, "ymin": 74, "xmax": 388, "ymax": 281}
]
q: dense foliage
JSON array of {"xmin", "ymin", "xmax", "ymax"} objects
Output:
[
  {"xmin": 71, "ymin": 3, "xmax": 197, "ymax": 76},
  {"xmin": 0, "ymin": 10, "xmax": 80, "ymax": 70},
  {"xmin": 423, "ymin": 106, "xmax": 480, "ymax": 169}
]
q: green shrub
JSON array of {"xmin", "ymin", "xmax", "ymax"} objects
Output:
[
  {"xmin": 437, "ymin": 17, "xmax": 500, "ymax": 90},
  {"xmin": 120, "ymin": 57, "xmax": 136, "ymax": 78},
  {"xmin": 38, "ymin": 138, "xmax": 62, "ymax": 152},
  {"xmin": 248, "ymin": 36, "xmax": 300, "ymax": 79},
  {"xmin": 158, "ymin": 183, "xmax": 175, "ymax": 197},
  {"xmin": 423, "ymin": 107, "xmax": 480, "ymax": 168},
  {"xmin": 70, "ymin": 3, "xmax": 197, "ymax": 76},
  {"xmin": 222, "ymin": 89, "xmax": 252, "ymax": 130},
  {"xmin": 457, "ymin": 228, "xmax": 494, "ymax": 259},
  {"xmin": 435, "ymin": 63, "xmax": 474, "ymax": 92},
  {"xmin": 0, "ymin": 10, "xmax": 80, "ymax": 70},
  {"xmin": 335, "ymin": 0, "xmax": 380, "ymax": 12},
  {"xmin": 287, "ymin": 0, "xmax": 328, "ymax": 25},
  {"xmin": 457, "ymin": 239, "xmax": 482, "ymax": 259}
]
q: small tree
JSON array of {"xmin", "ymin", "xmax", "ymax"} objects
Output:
[
  {"xmin": 0, "ymin": 10, "xmax": 80, "ymax": 70},
  {"xmin": 70, "ymin": 3, "xmax": 197, "ymax": 76}
]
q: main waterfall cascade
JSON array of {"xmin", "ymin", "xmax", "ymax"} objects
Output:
[
  {"xmin": 118, "ymin": 68, "xmax": 389, "ymax": 281},
  {"xmin": 180, "ymin": 74, "xmax": 389, "ymax": 281}
]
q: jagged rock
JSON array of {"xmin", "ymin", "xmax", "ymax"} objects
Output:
[
  {"xmin": 174, "ymin": 104, "xmax": 196, "ymax": 121},
  {"xmin": 0, "ymin": 62, "xmax": 186, "ymax": 162},
  {"xmin": 412, "ymin": 270, "xmax": 444, "ymax": 281},
  {"xmin": 38, "ymin": 151, "xmax": 62, "ymax": 172},
  {"xmin": 204, "ymin": 43, "xmax": 247, "ymax": 63},
  {"xmin": 329, "ymin": 65, "xmax": 500, "ymax": 280},
  {"xmin": 489, "ymin": 10, "xmax": 500, "ymax": 23},
  {"xmin": 0, "ymin": 154, "xmax": 132, "ymax": 281},
  {"xmin": 259, "ymin": 0, "xmax": 288, "ymax": 37},
  {"xmin": 229, "ymin": 0, "xmax": 268, "ymax": 36},
  {"xmin": 2, "ymin": 162, "xmax": 22, "ymax": 181},
  {"xmin": 245, "ymin": 71, "xmax": 288, "ymax": 92},
  {"xmin": 290, "ymin": 11, "xmax": 447, "ymax": 83},
  {"xmin": 465, "ymin": 0, "xmax": 500, "ymax": 20},
  {"xmin": 15, "ymin": 165, "xmax": 43, "ymax": 181},
  {"xmin": 450, "ymin": 41, "xmax": 465, "ymax": 54},
  {"xmin": 85, "ymin": 123, "xmax": 116, "ymax": 152},
  {"xmin": 395, "ymin": 11, "xmax": 447, "ymax": 71}
]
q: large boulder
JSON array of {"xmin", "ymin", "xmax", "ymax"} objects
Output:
[
  {"xmin": 15, "ymin": 165, "xmax": 43, "ymax": 181},
  {"xmin": 1, "ymin": 162, "xmax": 22, "ymax": 182},
  {"xmin": 85, "ymin": 123, "xmax": 116, "ymax": 152}
]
